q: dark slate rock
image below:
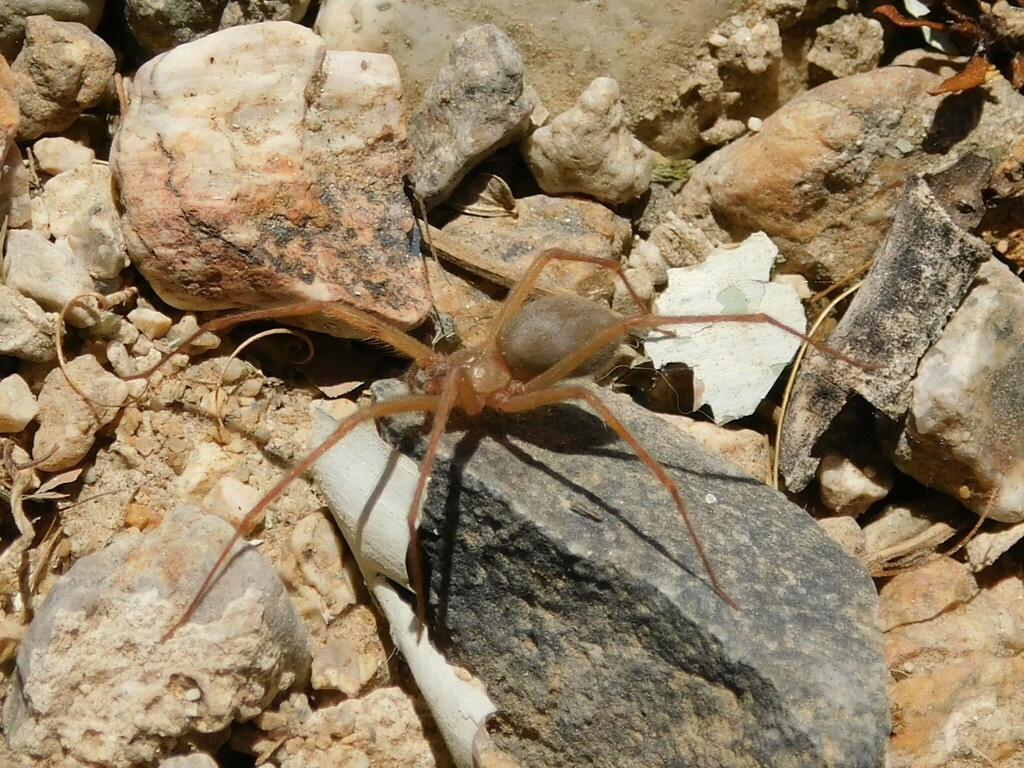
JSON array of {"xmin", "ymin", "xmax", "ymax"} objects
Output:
[{"xmin": 373, "ymin": 379, "xmax": 889, "ymax": 768}]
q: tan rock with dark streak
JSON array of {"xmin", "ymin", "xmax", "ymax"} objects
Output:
[{"xmin": 111, "ymin": 22, "xmax": 431, "ymax": 335}]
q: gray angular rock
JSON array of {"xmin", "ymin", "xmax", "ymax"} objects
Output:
[
  {"xmin": 409, "ymin": 24, "xmax": 534, "ymax": 209},
  {"xmin": 374, "ymin": 380, "xmax": 889, "ymax": 768},
  {"xmin": 4, "ymin": 505, "xmax": 309, "ymax": 768}
]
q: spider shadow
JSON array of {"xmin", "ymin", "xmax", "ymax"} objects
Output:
[{"xmin": 395, "ymin": 398, "xmax": 760, "ymax": 629}]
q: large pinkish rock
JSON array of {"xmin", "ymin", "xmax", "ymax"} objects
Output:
[{"xmin": 111, "ymin": 22, "xmax": 431, "ymax": 334}]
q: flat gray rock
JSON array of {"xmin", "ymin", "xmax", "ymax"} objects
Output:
[{"xmin": 374, "ymin": 380, "xmax": 889, "ymax": 768}]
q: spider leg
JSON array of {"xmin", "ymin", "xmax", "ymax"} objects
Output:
[
  {"xmin": 487, "ymin": 249, "xmax": 650, "ymax": 343},
  {"xmin": 495, "ymin": 384, "xmax": 738, "ymax": 609},
  {"xmin": 162, "ymin": 392, "xmax": 443, "ymax": 641},
  {"xmin": 522, "ymin": 311, "xmax": 870, "ymax": 393},
  {"xmin": 403, "ymin": 369, "xmax": 465, "ymax": 627},
  {"xmin": 130, "ymin": 300, "xmax": 435, "ymax": 384}
]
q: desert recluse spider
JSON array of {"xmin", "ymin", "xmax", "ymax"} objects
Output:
[{"xmin": 62, "ymin": 248, "xmax": 865, "ymax": 639}]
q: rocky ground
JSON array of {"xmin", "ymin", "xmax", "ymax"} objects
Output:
[{"xmin": 1, "ymin": 1, "xmax": 1024, "ymax": 767}]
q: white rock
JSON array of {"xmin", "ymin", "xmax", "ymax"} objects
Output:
[
  {"xmin": 891, "ymin": 258, "xmax": 1024, "ymax": 522},
  {"xmin": 311, "ymin": 639, "xmax": 365, "ymax": 695},
  {"xmin": 41, "ymin": 162, "xmax": 128, "ymax": 278},
  {"xmin": 200, "ymin": 476, "xmax": 261, "ymax": 530},
  {"xmin": 817, "ymin": 452, "xmax": 893, "ymax": 517},
  {"xmin": 32, "ymin": 136, "xmax": 95, "ymax": 174},
  {"xmin": 1, "ymin": 228, "xmax": 95, "ymax": 325},
  {"xmin": 127, "ymin": 305, "xmax": 173, "ymax": 339},
  {"xmin": 965, "ymin": 521, "xmax": 1024, "ymax": 572},
  {"xmin": 521, "ymin": 77, "xmax": 652, "ymax": 205},
  {"xmin": 646, "ymin": 232, "xmax": 806, "ymax": 423},
  {"xmin": 0, "ymin": 374, "xmax": 37, "ymax": 432},
  {"xmin": 807, "ymin": 15, "xmax": 885, "ymax": 79}
]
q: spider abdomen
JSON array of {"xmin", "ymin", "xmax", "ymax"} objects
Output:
[{"xmin": 497, "ymin": 295, "xmax": 624, "ymax": 381}]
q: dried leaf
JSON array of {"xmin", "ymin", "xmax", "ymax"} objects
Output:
[
  {"xmin": 929, "ymin": 54, "xmax": 996, "ymax": 95},
  {"xmin": 444, "ymin": 174, "xmax": 518, "ymax": 218},
  {"xmin": 36, "ymin": 468, "xmax": 82, "ymax": 495},
  {"xmin": 873, "ymin": 4, "xmax": 946, "ymax": 31},
  {"xmin": 646, "ymin": 233, "xmax": 805, "ymax": 424}
]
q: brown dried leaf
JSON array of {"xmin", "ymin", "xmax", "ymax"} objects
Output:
[
  {"xmin": 928, "ymin": 54, "xmax": 997, "ymax": 95},
  {"xmin": 35, "ymin": 468, "xmax": 83, "ymax": 495},
  {"xmin": 444, "ymin": 174, "xmax": 519, "ymax": 218},
  {"xmin": 873, "ymin": 4, "xmax": 946, "ymax": 31}
]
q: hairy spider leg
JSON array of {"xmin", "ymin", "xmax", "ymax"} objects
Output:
[
  {"xmin": 162, "ymin": 393, "xmax": 443, "ymax": 640},
  {"xmin": 129, "ymin": 300, "xmax": 436, "ymax": 385},
  {"xmin": 524, "ymin": 312, "xmax": 871, "ymax": 394}
]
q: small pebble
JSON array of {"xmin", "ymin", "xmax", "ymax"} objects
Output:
[
  {"xmin": 0, "ymin": 374, "xmax": 38, "ymax": 432},
  {"xmin": 127, "ymin": 306, "xmax": 173, "ymax": 340},
  {"xmin": 32, "ymin": 137, "xmax": 95, "ymax": 175}
]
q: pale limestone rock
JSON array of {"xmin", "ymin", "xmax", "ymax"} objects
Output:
[
  {"xmin": 112, "ymin": 22, "xmax": 430, "ymax": 334},
  {"xmin": 965, "ymin": 521, "xmax": 1024, "ymax": 572},
  {"xmin": 126, "ymin": 305, "xmax": 172, "ymax": 340},
  {"xmin": 879, "ymin": 557, "xmax": 979, "ymax": 633},
  {"xmin": 11, "ymin": 16, "xmax": 114, "ymax": 140},
  {"xmin": 522, "ymin": 77, "xmax": 652, "ymax": 205},
  {"xmin": 657, "ymin": 411, "xmax": 770, "ymax": 482},
  {"xmin": 438, "ymin": 193, "xmax": 630, "ymax": 305},
  {"xmin": 158, "ymin": 754, "xmax": 219, "ymax": 768},
  {"xmin": 807, "ymin": 15, "xmax": 884, "ymax": 79},
  {"xmin": 3, "ymin": 505, "xmax": 309, "ymax": 768},
  {"xmin": 245, "ymin": 688, "xmax": 437, "ymax": 768},
  {"xmin": 1, "ymin": 228, "xmax": 95, "ymax": 325},
  {"xmin": 648, "ymin": 212, "xmax": 715, "ymax": 268},
  {"xmin": 707, "ymin": 16, "xmax": 782, "ymax": 74},
  {"xmin": 0, "ymin": 58, "xmax": 19, "ymax": 217},
  {"xmin": 311, "ymin": 639, "xmax": 366, "ymax": 695},
  {"xmin": 888, "ymin": 258, "xmax": 1024, "ymax": 523},
  {"xmin": 314, "ymin": 0, "xmax": 801, "ymax": 156},
  {"xmin": 31, "ymin": 136, "xmax": 95, "ymax": 174},
  {"xmin": 0, "ymin": 284, "xmax": 56, "ymax": 362},
  {"xmin": 41, "ymin": 162, "xmax": 127, "ymax": 278},
  {"xmin": 0, "ymin": 374, "xmax": 38, "ymax": 432},
  {"xmin": 200, "ymin": 476, "xmax": 261, "ymax": 529},
  {"xmin": 817, "ymin": 451, "xmax": 893, "ymax": 517},
  {"xmin": 31, "ymin": 354, "xmax": 129, "ymax": 471},
  {"xmin": 886, "ymin": 565, "xmax": 1024, "ymax": 768}
]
